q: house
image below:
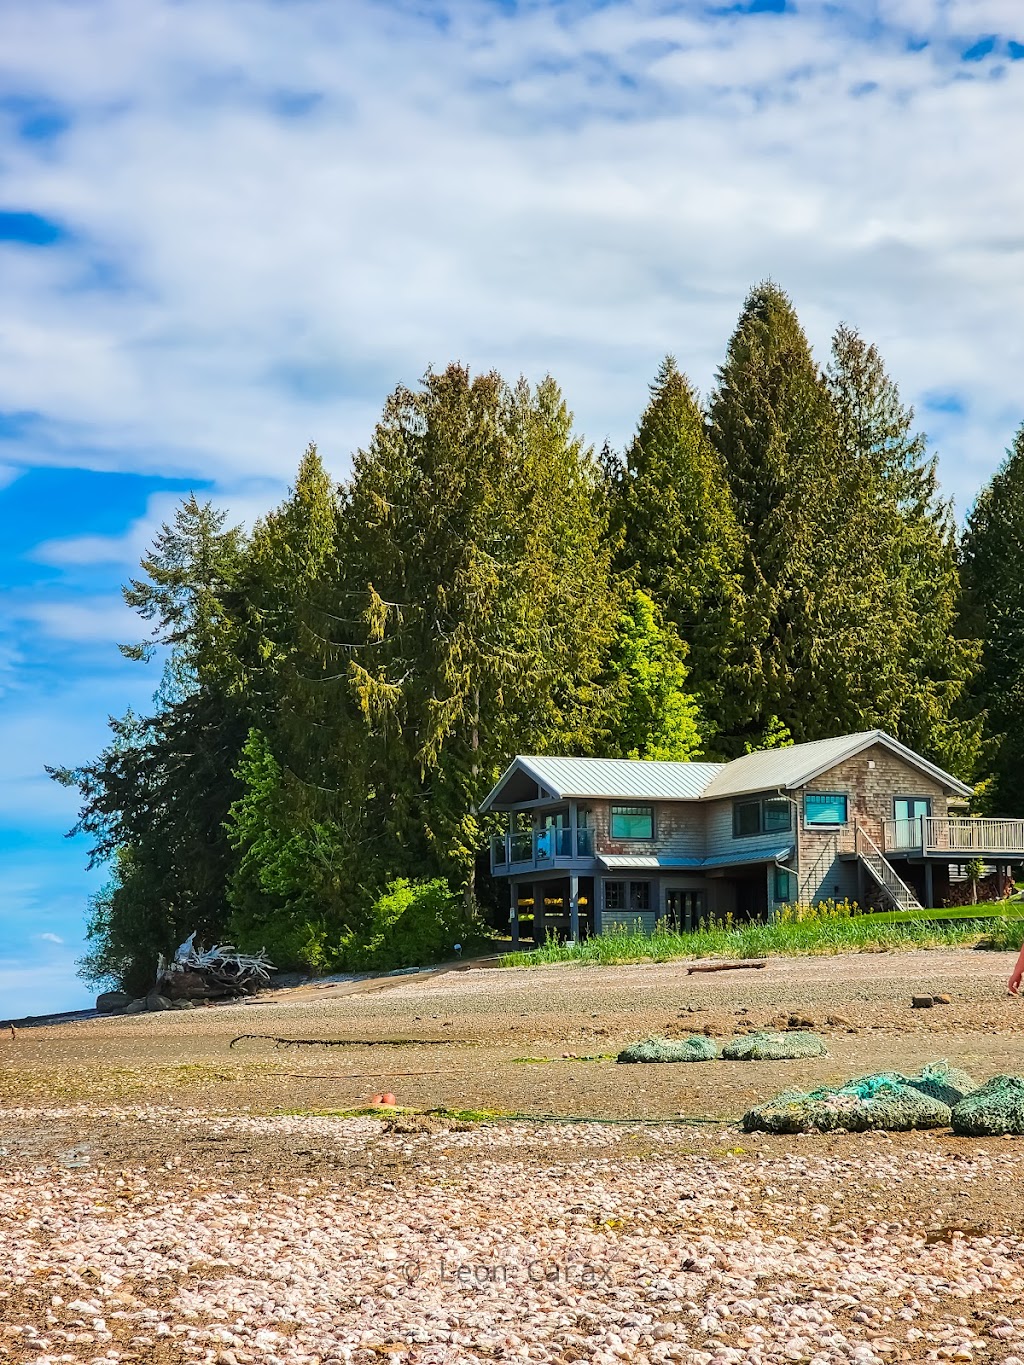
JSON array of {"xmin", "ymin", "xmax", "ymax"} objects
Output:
[{"xmin": 480, "ymin": 730, "xmax": 1024, "ymax": 944}]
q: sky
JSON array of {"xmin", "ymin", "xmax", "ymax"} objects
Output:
[{"xmin": 2, "ymin": 0, "xmax": 1024, "ymax": 1018}]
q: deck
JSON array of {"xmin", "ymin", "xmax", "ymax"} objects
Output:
[{"xmin": 883, "ymin": 816, "xmax": 1024, "ymax": 859}]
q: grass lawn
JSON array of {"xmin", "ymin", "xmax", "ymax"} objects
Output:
[{"xmin": 501, "ymin": 903, "xmax": 1024, "ymax": 968}]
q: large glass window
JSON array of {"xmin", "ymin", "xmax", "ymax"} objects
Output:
[
  {"xmin": 804, "ymin": 792, "xmax": 848, "ymax": 826},
  {"xmin": 733, "ymin": 797, "xmax": 793, "ymax": 838},
  {"xmin": 610, "ymin": 805, "xmax": 654, "ymax": 839}
]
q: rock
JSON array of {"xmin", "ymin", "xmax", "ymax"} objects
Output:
[
  {"xmin": 788, "ymin": 1014, "xmax": 817, "ymax": 1029},
  {"xmin": 933, "ymin": 993, "xmax": 952, "ymax": 1005},
  {"xmin": 124, "ymin": 999, "xmax": 147, "ymax": 1015},
  {"xmin": 825, "ymin": 1014, "xmax": 852, "ymax": 1028},
  {"xmin": 172, "ymin": 999, "xmax": 196, "ymax": 1010},
  {"xmin": 145, "ymin": 993, "xmax": 172, "ymax": 1012},
  {"xmin": 95, "ymin": 991, "xmax": 131, "ymax": 1014},
  {"xmin": 163, "ymin": 970, "xmax": 208, "ymax": 1001},
  {"xmin": 911, "ymin": 995, "xmax": 934, "ymax": 1009}
]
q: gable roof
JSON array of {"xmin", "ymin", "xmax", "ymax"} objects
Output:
[{"xmin": 480, "ymin": 730, "xmax": 972, "ymax": 811}]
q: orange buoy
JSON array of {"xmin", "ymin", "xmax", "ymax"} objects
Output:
[
  {"xmin": 380, "ymin": 1092, "xmax": 397, "ymax": 1106},
  {"xmin": 369, "ymin": 1093, "xmax": 384, "ymax": 1106}
]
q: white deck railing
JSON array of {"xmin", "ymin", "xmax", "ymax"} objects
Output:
[{"xmin": 883, "ymin": 816, "xmax": 1024, "ymax": 856}]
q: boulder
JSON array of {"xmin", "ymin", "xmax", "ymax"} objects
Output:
[
  {"xmin": 171, "ymin": 999, "xmax": 196, "ymax": 1010},
  {"xmin": 96, "ymin": 991, "xmax": 131, "ymax": 1015},
  {"xmin": 145, "ymin": 992, "xmax": 172, "ymax": 1012},
  {"xmin": 124, "ymin": 999, "xmax": 147, "ymax": 1015},
  {"xmin": 163, "ymin": 970, "xmax": 208, "ymax": 1000}
]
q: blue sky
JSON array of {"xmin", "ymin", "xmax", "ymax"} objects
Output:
[{"xmin": 2, "ymin": 0, "xmax": 1024, "ymax": 1016}]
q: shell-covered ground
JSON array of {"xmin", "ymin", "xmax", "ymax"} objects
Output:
[{"xmin": 5, "ymin": 949, "xmax": 1024, "ymax": 1364}]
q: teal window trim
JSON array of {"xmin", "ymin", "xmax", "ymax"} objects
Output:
[
  {"xmin": 610, "ymin": 804, "xmax": 655, "ymax": 840},
  {"xmin": 804, "ymin": 791, "xmax": 849, "ymax": 827}
]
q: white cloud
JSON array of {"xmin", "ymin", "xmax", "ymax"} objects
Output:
[
  {"xmin": 18, "ymin": 594, "xmax": 138, "ymax": 644},
  {"xmin": 0, "ymin": 0, "xmax": 1022, "ymax": 512},
  {"xmin": 37, "ymin": 932, "xmax": 64, "ymax": 944}
]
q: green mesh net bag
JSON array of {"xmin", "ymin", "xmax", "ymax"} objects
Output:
[
  {"xmin": 721, "ymin": 1031, "xmax": 828, "ymax": 1061},
  {"xmin": 742, "ymin": 1072, "xmax": 952, "ymax": 1134},
  {"xmin": 902, "ymin": 1063, "xmax": 977, "ymax": 1107},
  {"xmin": 617, "ymin": 1034, "xmax": 719, "ymax": 1064},
  {"xmin": 951, "ymin": 1075, "xmax": 1024, "ymax": 1136}
]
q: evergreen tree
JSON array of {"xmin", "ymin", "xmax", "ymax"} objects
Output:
[
  {"xmin": 599, "ymin": 590, "xmax": 703, "ymax": 762},
  {"xmin": 50, "ymin": 498, "xmax": 250, "ymax": 989},
  {"xmin": 612, "ymin": 356, "xmax": 740, "ymax": 716},
  {"xmin": 961, "ymin": 426, "xmax": 1024, "ymax": 810},
  {"xmin": 337, "ymin": 365, "xmax": 619, "ymax": 900},
  {"xmin": 826, "ymin": 325, "xmax": 980, "ymax": 774},
  {"xmin": 708, "ymin": 282, "xmax": 843, "ymax": 749}
]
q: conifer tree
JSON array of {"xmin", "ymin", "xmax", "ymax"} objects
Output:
[
  {"xmin": 612, "ymin": 356, "xmax": 740, "ymax": 718},
  {"xmin": 826, "ymin": 326, "xmax": 980, "ymax": 774},
  {"xmin": 51, "ymin": 499, "xmax": 250, "ymax": 989},
  {"xmin": 961, "ymin": 426, "xmax": 1024, "ymax": 810},
  {"xmin": 708, "ymin": 282, "xmax": 843, "ymax": 748},
  {"xmin": 336, "ymin": 365, "xmax": 619, "ymax": 900}
]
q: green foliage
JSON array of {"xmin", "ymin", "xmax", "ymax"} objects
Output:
[
  {"xmin": 224, "ymin": 728, "xmax": 352, "ymax": 973},
  {"xmin": 612, "ymin": 356, "xmax": 740, "ymax": 712},
  {"xmin": 50, "ymin": 499, "xmax": 251, "ymax": 991},
  {"xmin": 962, "ymin": 425, "xmax": 1024, "ymax": 812},
  {"xmin": 600, "ymin": 590, "xmax": 703, "ymax": 761},
  {"xmin": 501, "ymin": 915, "xmax": 987, "ymax": 967},
  {"xmin": 338, "ymin": 877, "xmax": 477, "ymax": 972}
]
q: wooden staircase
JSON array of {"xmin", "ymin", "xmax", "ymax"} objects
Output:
[{"xmin": 854, "ymin": 824, "xmax": 923, "ymax": 912}]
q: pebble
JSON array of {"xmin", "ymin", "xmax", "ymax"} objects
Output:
[{"xmin": 2, "ymin": 1105, "xmax": 1024, "ymax": 1365}]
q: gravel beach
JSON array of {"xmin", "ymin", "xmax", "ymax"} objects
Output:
[{"xmin": 4, "ymin": 949, "xmax": 1024, "ymax": 1364}]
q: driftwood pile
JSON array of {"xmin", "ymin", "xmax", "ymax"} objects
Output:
[{"xmin": 96, "ymin": 939, "xmax": 276, "ymax": 1015}]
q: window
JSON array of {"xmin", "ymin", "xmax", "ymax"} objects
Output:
[
  {"xmin": 610, "ymin": 804, "xmax": 654, "ymax": 839},
  {"xmin": 604, "ymin": 880, "xmax": 651, "ymax": 912},
  {"xmin": 733, "ymin": 796, "xmax": 793, "ymax": 838},
  {"xmin": 894, "ymin": 797, "xmax": 931, "ymax": 822},
  {"xmin": 763, "ymin": 798, "xmax": 792, "ymax": 832},
  {"xmin": 804, "ymin": 792, "xmax": 848, "ymax": 826},
  {"xmin": 733, "ymin": 800, "xmax": 761, "ymax": 837},
  {"xmin": 630, "ymin": 881, "xmax": 652, "ymax": 912},
  {"xmin": 773, "ymin": 866, "xmax": 793, "ymax": 902}
]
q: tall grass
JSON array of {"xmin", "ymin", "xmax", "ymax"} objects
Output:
[{"xmin": 501, "ymin": 909, "xmax": 1023, "ymax": 968}]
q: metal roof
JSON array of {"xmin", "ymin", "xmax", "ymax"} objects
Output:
[
  {"xmin": 481, "ymin": 755, "xmax": 724, "ymax": 809},
  {"xmin": 699, "ymin": 730, "xmax": 973, "ymax": 800},
  {"xmin": 481, "ymin": 731, "xmax": 972, "ymax": 812}
]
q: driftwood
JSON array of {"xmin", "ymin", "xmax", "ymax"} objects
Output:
[{"xmin": 686, "ymin": 959, "xmax": 768, "ymax": 975}]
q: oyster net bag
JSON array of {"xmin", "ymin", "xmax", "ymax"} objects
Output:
[
  {"xmin": 742, "ymin": 1065, "xmax": 974, "ymax": 1134},
  {"xmin": 951, "ymin": 1075, "xmax": 1024, "ymax": 1135},
  {"xmin": 721, "ymin": 1031, "xmax": 828, "ymax": 1061},
  {"xmin": 617, "ymin": 1034, "xmax": 719, "ymax": 1063}
]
